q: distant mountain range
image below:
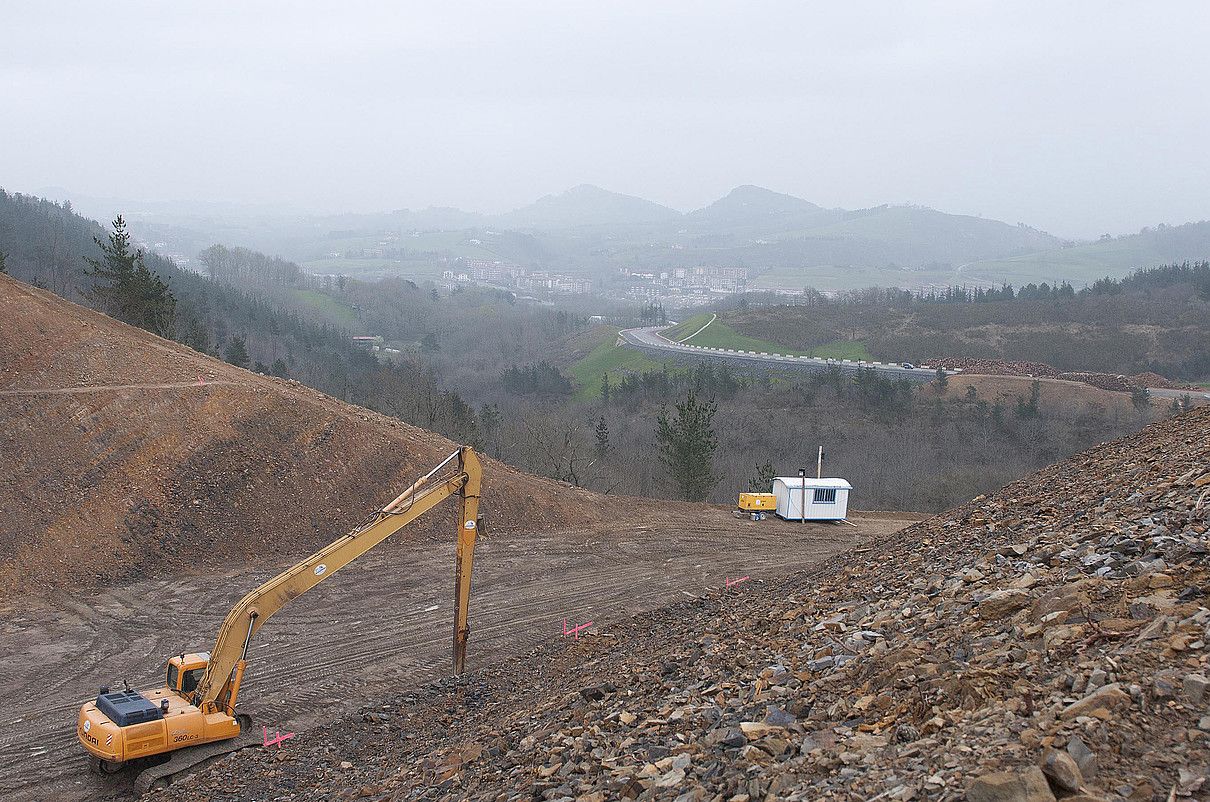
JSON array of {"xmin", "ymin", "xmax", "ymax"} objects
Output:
[{"xmin": 30, "ymin": 183, "xmax": 1210, "ymax": 292}]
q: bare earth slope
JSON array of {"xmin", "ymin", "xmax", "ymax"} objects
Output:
[
  {"xmin": 0, "ymin": 273, "xmax": 631, "ymax": 595},
  {"xmin": 168, "ymin": 406, "xmax": 1210, "ymax": 801}
]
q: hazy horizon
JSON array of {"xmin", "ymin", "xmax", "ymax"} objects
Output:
[{"xmin": 5, "ymin": 2, "xmax": 1210, "ymax": 239}]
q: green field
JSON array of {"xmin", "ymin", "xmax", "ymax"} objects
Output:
[
  {"xmin": 662, "ymin": 313, "xmax": 715, "ymax": 342},
  {"xmin": 290, "ymin": 289, "xmax": 359, "ymax": 326},
  {"xmin": 569, "ymin": 330, "xmax": 667, "ymax": 401},
  {"xmin": 669, "ymin": 314, "xmax": 874, "ymax": 362}
]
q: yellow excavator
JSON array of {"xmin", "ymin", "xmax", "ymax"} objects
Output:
[{"xmin": 76, "ymin": 446, "xmax": 482, "ymax": 791}]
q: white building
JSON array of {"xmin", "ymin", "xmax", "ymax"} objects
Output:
[{"xmin": 771, "ymin": 477, "xmax": 852, "ymax": 521}]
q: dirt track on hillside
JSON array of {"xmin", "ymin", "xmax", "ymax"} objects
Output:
[{"xmin": 0, "ymin": 509, "xmax": 917, "ymax": 801}]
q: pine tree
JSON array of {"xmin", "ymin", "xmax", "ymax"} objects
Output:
[
  {"xmin": 934, "ymin": 367, "xmax": 948, "ymax": 393},
  {"xmin": 0, "ymin": 250, "xmax": 7, "ymax": 274},
  {"xmin": 224, "ymin": 335, "xmax": 251, "ymax": 369},
  {"xmin": 1130, "ymin": 386, "xmax": 1151, "ymax": 411},
  {"xmin": 271, "ymin": 358, "xmax": 290, "ymax": 378},
  {"xmin": 84, "ymin": 215, "xmax": 138, "ymax": 314},
  {"xmin": 748, "ymin": 460, "xmax": 775, "ymax": 493},
  {"xmin": 594, "ymin": 416, "xmax": 610, "ymax": 459},
  {"xmin": 655, "ymin": 390, "xmax": 718, "ymax": 501},
  {"xmin": 600, "ymin": 373, "xmax": 611, "ymax": 406},
  {"xmin": 84, "ymin": 215, "xmax": 176, "ymax": 336}
]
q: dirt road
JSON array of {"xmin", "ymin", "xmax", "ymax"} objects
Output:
[{"xmin": 0, "ymin": 509, "xmax": 917, "ymax": 801}]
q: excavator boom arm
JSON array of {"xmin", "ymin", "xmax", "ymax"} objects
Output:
[{"xmin": 193, "ymin": 447, "xmax": 482, "ymax": 710}]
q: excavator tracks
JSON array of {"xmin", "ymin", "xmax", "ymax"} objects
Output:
[{"xmin": 133, "ymin": 715, "xmax": 256, "ymax": 793}]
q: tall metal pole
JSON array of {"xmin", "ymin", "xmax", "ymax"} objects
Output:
[
  {"xmin": 797, "ymin": 467, "xmax": 806, "ymax": 523},
  {"xmin": 817, "ymin": 446, "xmax": 823, "ymax": 479}
]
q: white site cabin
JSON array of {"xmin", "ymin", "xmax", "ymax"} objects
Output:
[{"xmin": 771, "ymin": 477, "xmax": 852, "ymax": 521}]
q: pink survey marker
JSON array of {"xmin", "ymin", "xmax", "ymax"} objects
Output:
[
  {"xmin": 562, "ymin": 617, "xmax": 593, "ymax": 640},
  {"xmin": 262, "ymin": 726, "xmax": 296, "ymax": 749}
]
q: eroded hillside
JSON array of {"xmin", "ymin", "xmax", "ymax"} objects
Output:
[{"xmin": 0, "ymin": 274, "xmax": 630, "ymax": 595}]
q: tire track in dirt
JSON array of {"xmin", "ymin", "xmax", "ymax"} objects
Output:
[
  {"xmin": 0, "ymin": 381, "xmax": 237, "ymax": 396},
  {"xmin": 0, "ymin": 514, "xmax": 913, "ymax": 801}
]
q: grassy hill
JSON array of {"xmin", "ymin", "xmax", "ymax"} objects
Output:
[
  {"xmin": 665, "ymin": 312, "xmax": 873, "ymax": 361},
  {"xmin": 961, "ymin": 221, "xmax": 1210, "ymax": 287}
]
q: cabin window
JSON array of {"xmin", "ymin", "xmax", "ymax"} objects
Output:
[
  {"xmin": 182, "ymin": 668, "xmax": 205, "ymax": 694},
  {"xmin": 167, "ymin": 664, "xmax": 180, "ymax": 689},
  {"xmin": 813, "ymin": 488, "xmax": 837, "ymax": 504}
]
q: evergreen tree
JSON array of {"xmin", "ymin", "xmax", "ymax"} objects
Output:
[
  {"xmin": 477, "ymin": 403, "xmax": 502, "ymax": 455},
  {"xmin": 0, "ymin": 249, "xmax": 7, "ymax": 274},
  {"xmin": 1014, "ymin": 380, "xmax": 1041, "ymax": 419},
  {"xmin": 271, "ymin": 358, "xmax": 290, "ymax": 378},
  {"xmin": 594, "ymin": 416, "xmax": 610, "ymax": 460},
  {"xmin": 224, "ymin": 335, "xmax": 251, "ymax": 369},
  {"xmin": 934, "ymin": 367, "xmax": 949, "ymax": 393},
  {"xmin": 749, "ymin": 460, "xmax": 775, "ymax": 493},
  {"xmin": 655, "ymin": 390, "xmax": 718, "ymax": 501},
  {"xmin": 1130, "ymin": 386, "xmax": 1151, "ymax": 412},
  {"xmin": 84, "ymin": 215, "xmax": 176, "ymax": 336},
  {"xmin": 600, "ymin": 372, "xmax": 611, "ymax": 406},
  {"xmin": 179, "ymin": 317, "xmax": 209, "ymax": 353}
]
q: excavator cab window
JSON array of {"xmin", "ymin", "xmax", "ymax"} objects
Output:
[
  {"xmin": 181, "ymin": 668, "xmax": 204, "ymax": 695},
  {"xmin": 167, "ymin": 664, "xmax": 179, "ymax": 690}
]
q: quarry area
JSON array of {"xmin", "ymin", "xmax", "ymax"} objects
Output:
[
  {"xmin": 157, "ymin": 406, "xmax": 1210, "ymax": 802},
  {"xmin": 2, "ymin": 274, "xmax": 1209, "ymax": 802}
]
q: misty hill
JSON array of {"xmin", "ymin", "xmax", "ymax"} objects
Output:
[
  {"xmin": 36, "ymin": 181, "xmax": 1210, "ymax": 291},
  {"xmin": 494, "ymin": 184, "xmax": 682, "ymax": 230},
  {"xmin": 686, "ymin": 184, "xmax": 825, "ymax": 227},
  {"xmin": 962, "ymin": 220, "xmax": 1210, "ymax": 286}
]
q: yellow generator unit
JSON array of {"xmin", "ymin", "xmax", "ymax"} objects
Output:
[
  {"xmin": 735, "ymin": 493, "xmax": 774, "ymax": 524},
  {"xmin": 735, "ymin": 493, "xmax": 774, "ymax": 510}
]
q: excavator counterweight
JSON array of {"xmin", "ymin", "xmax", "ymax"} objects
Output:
[{"xmin": 76, "ymin": 446, "xmax": 484, "ymax": 790}]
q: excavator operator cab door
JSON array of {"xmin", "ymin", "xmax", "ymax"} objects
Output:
[{"xmin": 166, "ymin": 652, "xmax": 211, "ymax": 698}]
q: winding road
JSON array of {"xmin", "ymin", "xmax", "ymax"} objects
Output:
[
  {"xmin": 618, "ymin": 325, "xmax": 1208, "ymax": 401},
  {"xmin": 618, "ymin": 325, "xmax": 948, "ymax": 381}
]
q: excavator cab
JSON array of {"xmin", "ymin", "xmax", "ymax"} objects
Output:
[{"xmin": 166, "ymin": 653, "xmax": 210, "ymax": 699}]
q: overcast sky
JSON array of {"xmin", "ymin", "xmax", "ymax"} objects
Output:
[{"xmin": 3, "ymin": 2, "xmax": 1209, "ymax": 238}]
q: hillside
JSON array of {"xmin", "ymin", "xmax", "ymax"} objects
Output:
[
  {"xmin": 495, "ymin": 184, "xmax": 683, "ymax": 230},
  {"xmin": 685, "ymin": 185, "xmax": 827, "ymax": 228},
  {"xmin": 722, "ymin": 277, "xmax": 1210, "ymax": 380},
  {"xmin": 0, "ymin": 272, "xmax": 635, "ymax": 595},
  {"xmin": 167, "ymin": 404, "xmax": 1210, "ymax": 801},
  {"xmin": 963, "ymin": 222, "xmax": 1210, "ymax": 287}
]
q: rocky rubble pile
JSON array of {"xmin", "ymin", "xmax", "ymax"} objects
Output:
[
  {"xmin": 1130, "ymin": 373, "xmax": 1201, "ymax": 392},
  {"xmin": 929, "ymin": 355, "xmax": 1196, "ymax": 395},
  {"xmin": 164, "ymin": 408, "xmax": 1210, "ymax": 802},
  {"xmin": 1056, "ymin": 373, "xmax": 1144, "ymax": 394},
  {"xmin": 928, "ymin": 358, "xmax": 1061, "ymax": 378}
]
